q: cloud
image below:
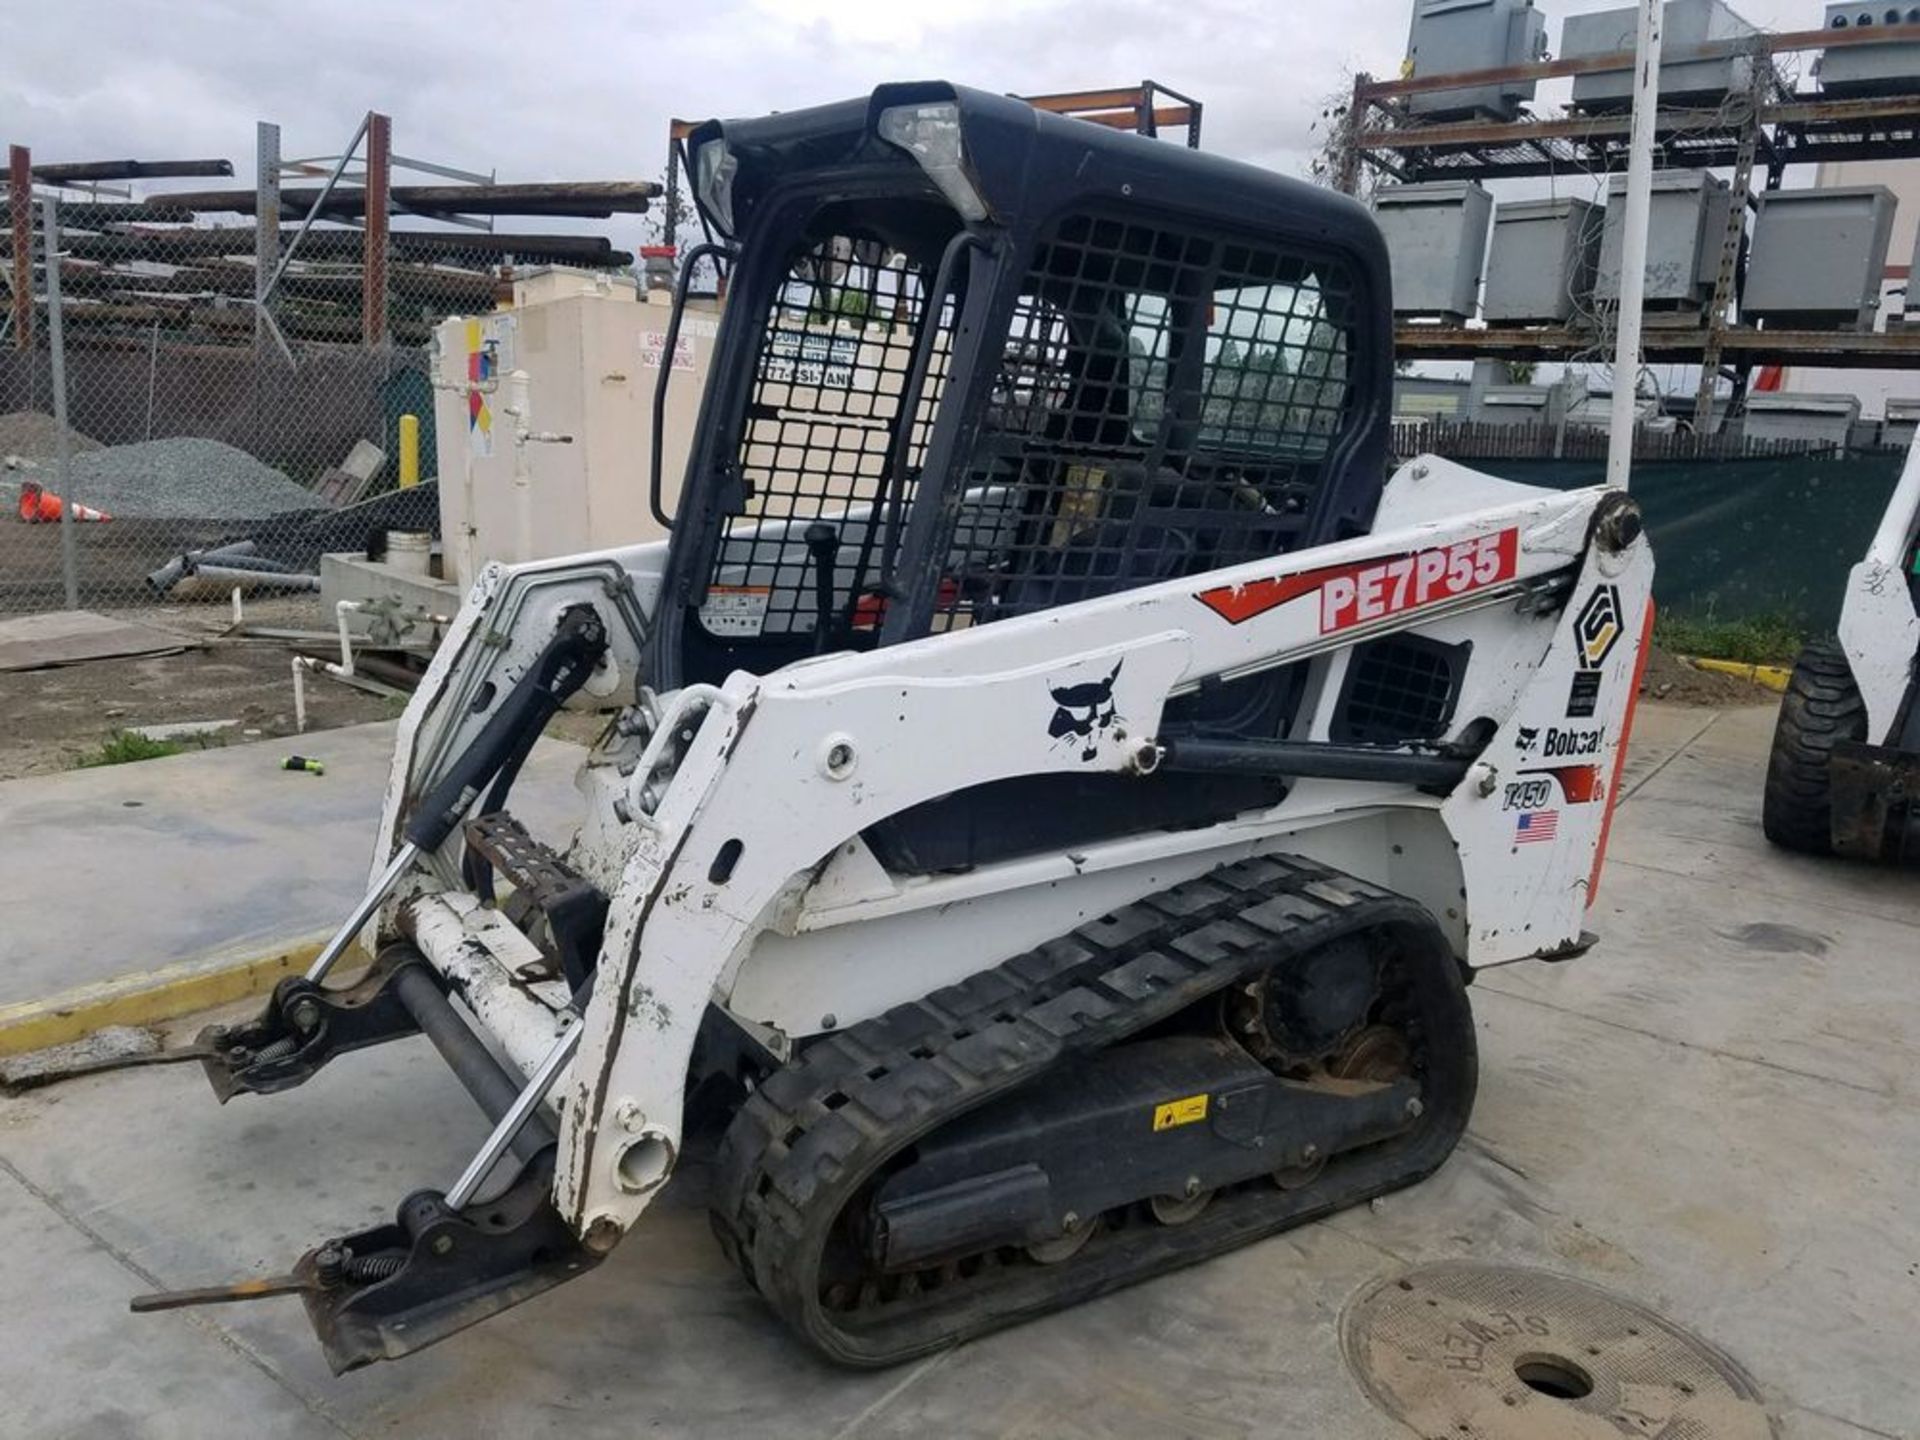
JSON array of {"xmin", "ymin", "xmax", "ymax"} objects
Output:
[
  {"xmin": 5, "ymin": 0, "xmax": 1411, "ymax": 228},
  {"xmin": 2, "ymin": 0, "xmax": 1853, "ymax": 262}
]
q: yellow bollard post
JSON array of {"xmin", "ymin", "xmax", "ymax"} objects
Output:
[{"xmin": 398, "ymin": 413, "xmax": 420, "ymax": 489}]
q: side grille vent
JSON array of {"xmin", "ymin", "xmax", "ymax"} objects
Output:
[{"xmin": 1332, "ymin": 635, "xmax": 1468, "ymax": 745}]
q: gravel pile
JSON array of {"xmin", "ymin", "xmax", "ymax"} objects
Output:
[
  {"xmin": 0, "ymin": 411, "xmax": 103, "ymax": 467},
  {"xmin": 51, "ymin": 437, "xmax": 326, "ymax": 520}
]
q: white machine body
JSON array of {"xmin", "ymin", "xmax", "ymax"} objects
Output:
[{"xmin": 369, "ymin": 455, "xmax": 1653, "ymax": 1240}]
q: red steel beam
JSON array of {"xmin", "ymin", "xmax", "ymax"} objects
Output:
[
  {"xmin": 1070, "ymin": 106, "xmax": 1196, "ymax": 132},
  {"xmin": 1024, "ymin": 87, "xmax": 1151, "ymax": 115},
  {"xmin": 1359, "ymin": 89, "xmax": 1920, "ymax": 152},
  {"xmin": 1360, "ymin": 110, "xmax": 1633, "ymax": 150},
  {"xmin": 8, "ymin": 145, "xmax": 30, "ymax": 350},
  {"xmin": 362, "ymin": 112, "xmax": 390, "ymax": 348}
]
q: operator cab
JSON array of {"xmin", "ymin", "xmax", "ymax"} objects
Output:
[
  {"xmin": 651, "ymin": 83, "xmax": 1395, "ymax": 689},
  {"xmin": 648, "ymin": 83, "xmax": 1403, "ymax": 870}
]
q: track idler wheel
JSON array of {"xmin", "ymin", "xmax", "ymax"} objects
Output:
[
  {"xmin": 1149, "ymin": 1184, "xmax": 1214, "ymax": 1226},
  {"xmin": 1025, "ymin": 1216, "xmax": 1096, "ymax": 1265},
  {"xmin": 1330, "ymin": 1025, "xmax": 1412, "ymax": 1083},
  {"xmin": 1271, "ymin": 1151, "xmax": 1328, "ymax": 1191}
]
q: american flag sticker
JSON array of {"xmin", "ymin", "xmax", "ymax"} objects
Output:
[{"xmin": 1515, "ymin": 810, "xmax": 1560, "ymax": 844}]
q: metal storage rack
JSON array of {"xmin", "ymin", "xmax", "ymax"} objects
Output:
[{"xmin": 1338, "ymin": 20, "xmax": 1920, "ymax": 425}]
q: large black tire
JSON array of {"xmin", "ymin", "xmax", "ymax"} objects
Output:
[{"xmin": 1762, "ymin": 638, "xmax": 1869, "ymax": 855}]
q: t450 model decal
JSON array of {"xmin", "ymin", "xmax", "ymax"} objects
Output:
[{"xmin": 1195, "ymin": 529, "xmax": 1520, "ymax": 631}]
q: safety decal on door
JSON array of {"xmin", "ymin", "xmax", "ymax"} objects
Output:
[
  {"xmin": 1195, "ymin": 528, "xmax": 1519, "ymax": 632},
  {"xmin": 699, "ymin": 585, "xmax": 771, "ymax": 637}
]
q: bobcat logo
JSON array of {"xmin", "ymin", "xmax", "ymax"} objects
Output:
[
  {"xmin": 1516, "ymin": 725, "xmax": 1541, "ymax": 756},
  {"xmin": 1048, "ymin": 659, "xmax": 1123, "ymax": 763}
]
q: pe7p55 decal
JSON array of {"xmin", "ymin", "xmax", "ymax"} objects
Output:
[{"xmin": 1196, "ymin": 529, "xmax": 1519, "ymax": 632}]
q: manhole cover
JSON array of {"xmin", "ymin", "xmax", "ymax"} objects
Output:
[{"xmin": 1342, "ymin": 1262, "xmax": 1774, "ymax": 1439}]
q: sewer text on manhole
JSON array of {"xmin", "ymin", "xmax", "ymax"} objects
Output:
[{"xmin": 1341, "ymin": 1262, "xmax": 1775, "ymax": 1439}]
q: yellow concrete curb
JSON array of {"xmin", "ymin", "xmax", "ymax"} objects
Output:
[
  {"xmin": 0, "ymin": 931, "xmax": 360, "ymax": 1057},
  {"xmin": 1682, "ymin": 656, "xmax": 1792, "ymax": 693}
]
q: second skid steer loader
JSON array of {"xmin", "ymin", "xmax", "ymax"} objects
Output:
[
  {"xmin": 1764, "ymin": 436, "xmax": 1920, "ymax": 863},
  {"xmin": 134, "ymin": 83, "xmax": 1654, "ymax": 1371}
]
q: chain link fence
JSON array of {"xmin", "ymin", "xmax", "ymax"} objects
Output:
[{"xmin": 0, "ymin": 186, "xmax": 578, "ymax": 616}]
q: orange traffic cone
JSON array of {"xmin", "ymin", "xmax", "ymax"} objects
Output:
[{"xmin": 17, "ymin": 481, "xmax": 110, "ymax": 523}]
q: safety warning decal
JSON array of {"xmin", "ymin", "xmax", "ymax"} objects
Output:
[
  {"xmin": 699, "ymin": 585, "xmax": 771, "ymax": 637},
  {"xmin": 641, "ymin": 328, "xmax": 697, "ymax": 372},
  {"xmin": 1195, "ymin": 529, "xmax": 1519, "ymax": 632},
  {"xmin": 1152, "ymin": 1093, "xmax": 1209, "ymax": 1132}
]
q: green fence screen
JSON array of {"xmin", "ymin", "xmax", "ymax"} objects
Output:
[{"xmin": 1476, "ymin": 450, "xmax": 1905, "ymax": 633}]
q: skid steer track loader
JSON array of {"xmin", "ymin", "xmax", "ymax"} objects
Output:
[
  {"xmin": 134, "ymin": 83, "xmax": 1654, "ymax": 1371},
  {"xmin": 1764, "ymin": 439, "xmax": 1920, "ymax": 863}
]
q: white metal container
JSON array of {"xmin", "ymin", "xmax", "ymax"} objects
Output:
[
  {"xmin": 1743, "ymin": 392, "xmax": 1863, "ymax": 446},
  {"xmin": 1880, "ymin": 396, "xmax": 1920, "ymax": 446},
  {"xmin": 1482, "ymin": 198, "xmax": 1603, "ymax": 325},
  {"xmin": 1596, "ymin": 170, "xmax": 1734, "ymax": 311},
  {"xmin": 1744, "ymin": 186, "xmax": 1899, "ymax": 330},
  {"xmin": 1564, "ymin": 0, "xmax": 1760, "ymax": 111},
  {"xmin": 431, "ymin": 270, "xmax": 719, "ymax": 589},
  {"xmin": 1819, "ymin": 5, "xmax": 1920, "ymax": 95},
  {"xmin": 1372, "ymin": 181, "xmax": 1494, "ymax": 323},
  {"xmin": 1405, "ymin": 0, "xmax": 1549, "ymax": 121},
  {"xmin": 385, "ymin": 529, "xmax": 433, "ymax": 578}
]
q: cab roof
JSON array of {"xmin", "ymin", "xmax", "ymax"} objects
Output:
[{"xmin": 689, "ymin": 81, "xmax": 1386, "ymax": 272}]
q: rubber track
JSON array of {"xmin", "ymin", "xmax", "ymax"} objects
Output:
[
  {"xmin": 709, "ymin": 853, "xmax": 1476, "ymax": 1367},
  {"xmin": 1763, "ymin": 638, "xmax": 1869, "ymax": 855}
]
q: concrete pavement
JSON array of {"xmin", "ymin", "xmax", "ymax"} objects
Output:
[
  {"xmin": 1, "ymin": 701, "xmax": 1915, "ymax": 1439},
  {"xmin": 0, "ymin": 721, "xmax": 584, "ymax": 1007}
]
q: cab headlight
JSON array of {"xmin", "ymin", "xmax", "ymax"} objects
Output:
[
  {"xmin": 877, "ymin": 102, "xmax": 988, "ymax": 223},
  {"xmin": 694, "ymin": 139, "xmax": 739, "ymax": 237}
]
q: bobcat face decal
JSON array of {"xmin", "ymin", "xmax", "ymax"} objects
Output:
[{"xmin": 1048, "ymin": 659, "xmax": 1123, "ymax": 763}]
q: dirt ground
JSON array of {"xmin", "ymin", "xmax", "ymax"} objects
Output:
[
  {"xmin": 0, "ymin": 598, "xmax": 394, "ymax": 780},
  {"xmin": 0, "ymin": 596, "xmax": 610, "ymax": 780},
  {"xmin": 1639, "ymin": 644, "xmax": 1777, "ymax": 706}
]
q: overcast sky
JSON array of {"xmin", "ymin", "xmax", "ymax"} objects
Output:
[{"xmin": 2, "ymin": 0, "xmax": 1843, "ymax": 254}]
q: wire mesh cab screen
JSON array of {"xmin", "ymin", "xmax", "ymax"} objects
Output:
[
  {"xmin": 938, "ymin": 210, "xmax": 1359, "ymax": 631},
  {"xmin": 694, "ymin": 203, "xmax": 1358, "ymax": 652},
  {"xmin": 699, "ymin": 219, "xmax": 955, "ymax": 644}
]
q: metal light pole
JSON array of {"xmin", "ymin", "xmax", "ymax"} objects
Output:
[{"xmin": 1607, "ymin": 0, "xmax": 1664, "ymax": 491}]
